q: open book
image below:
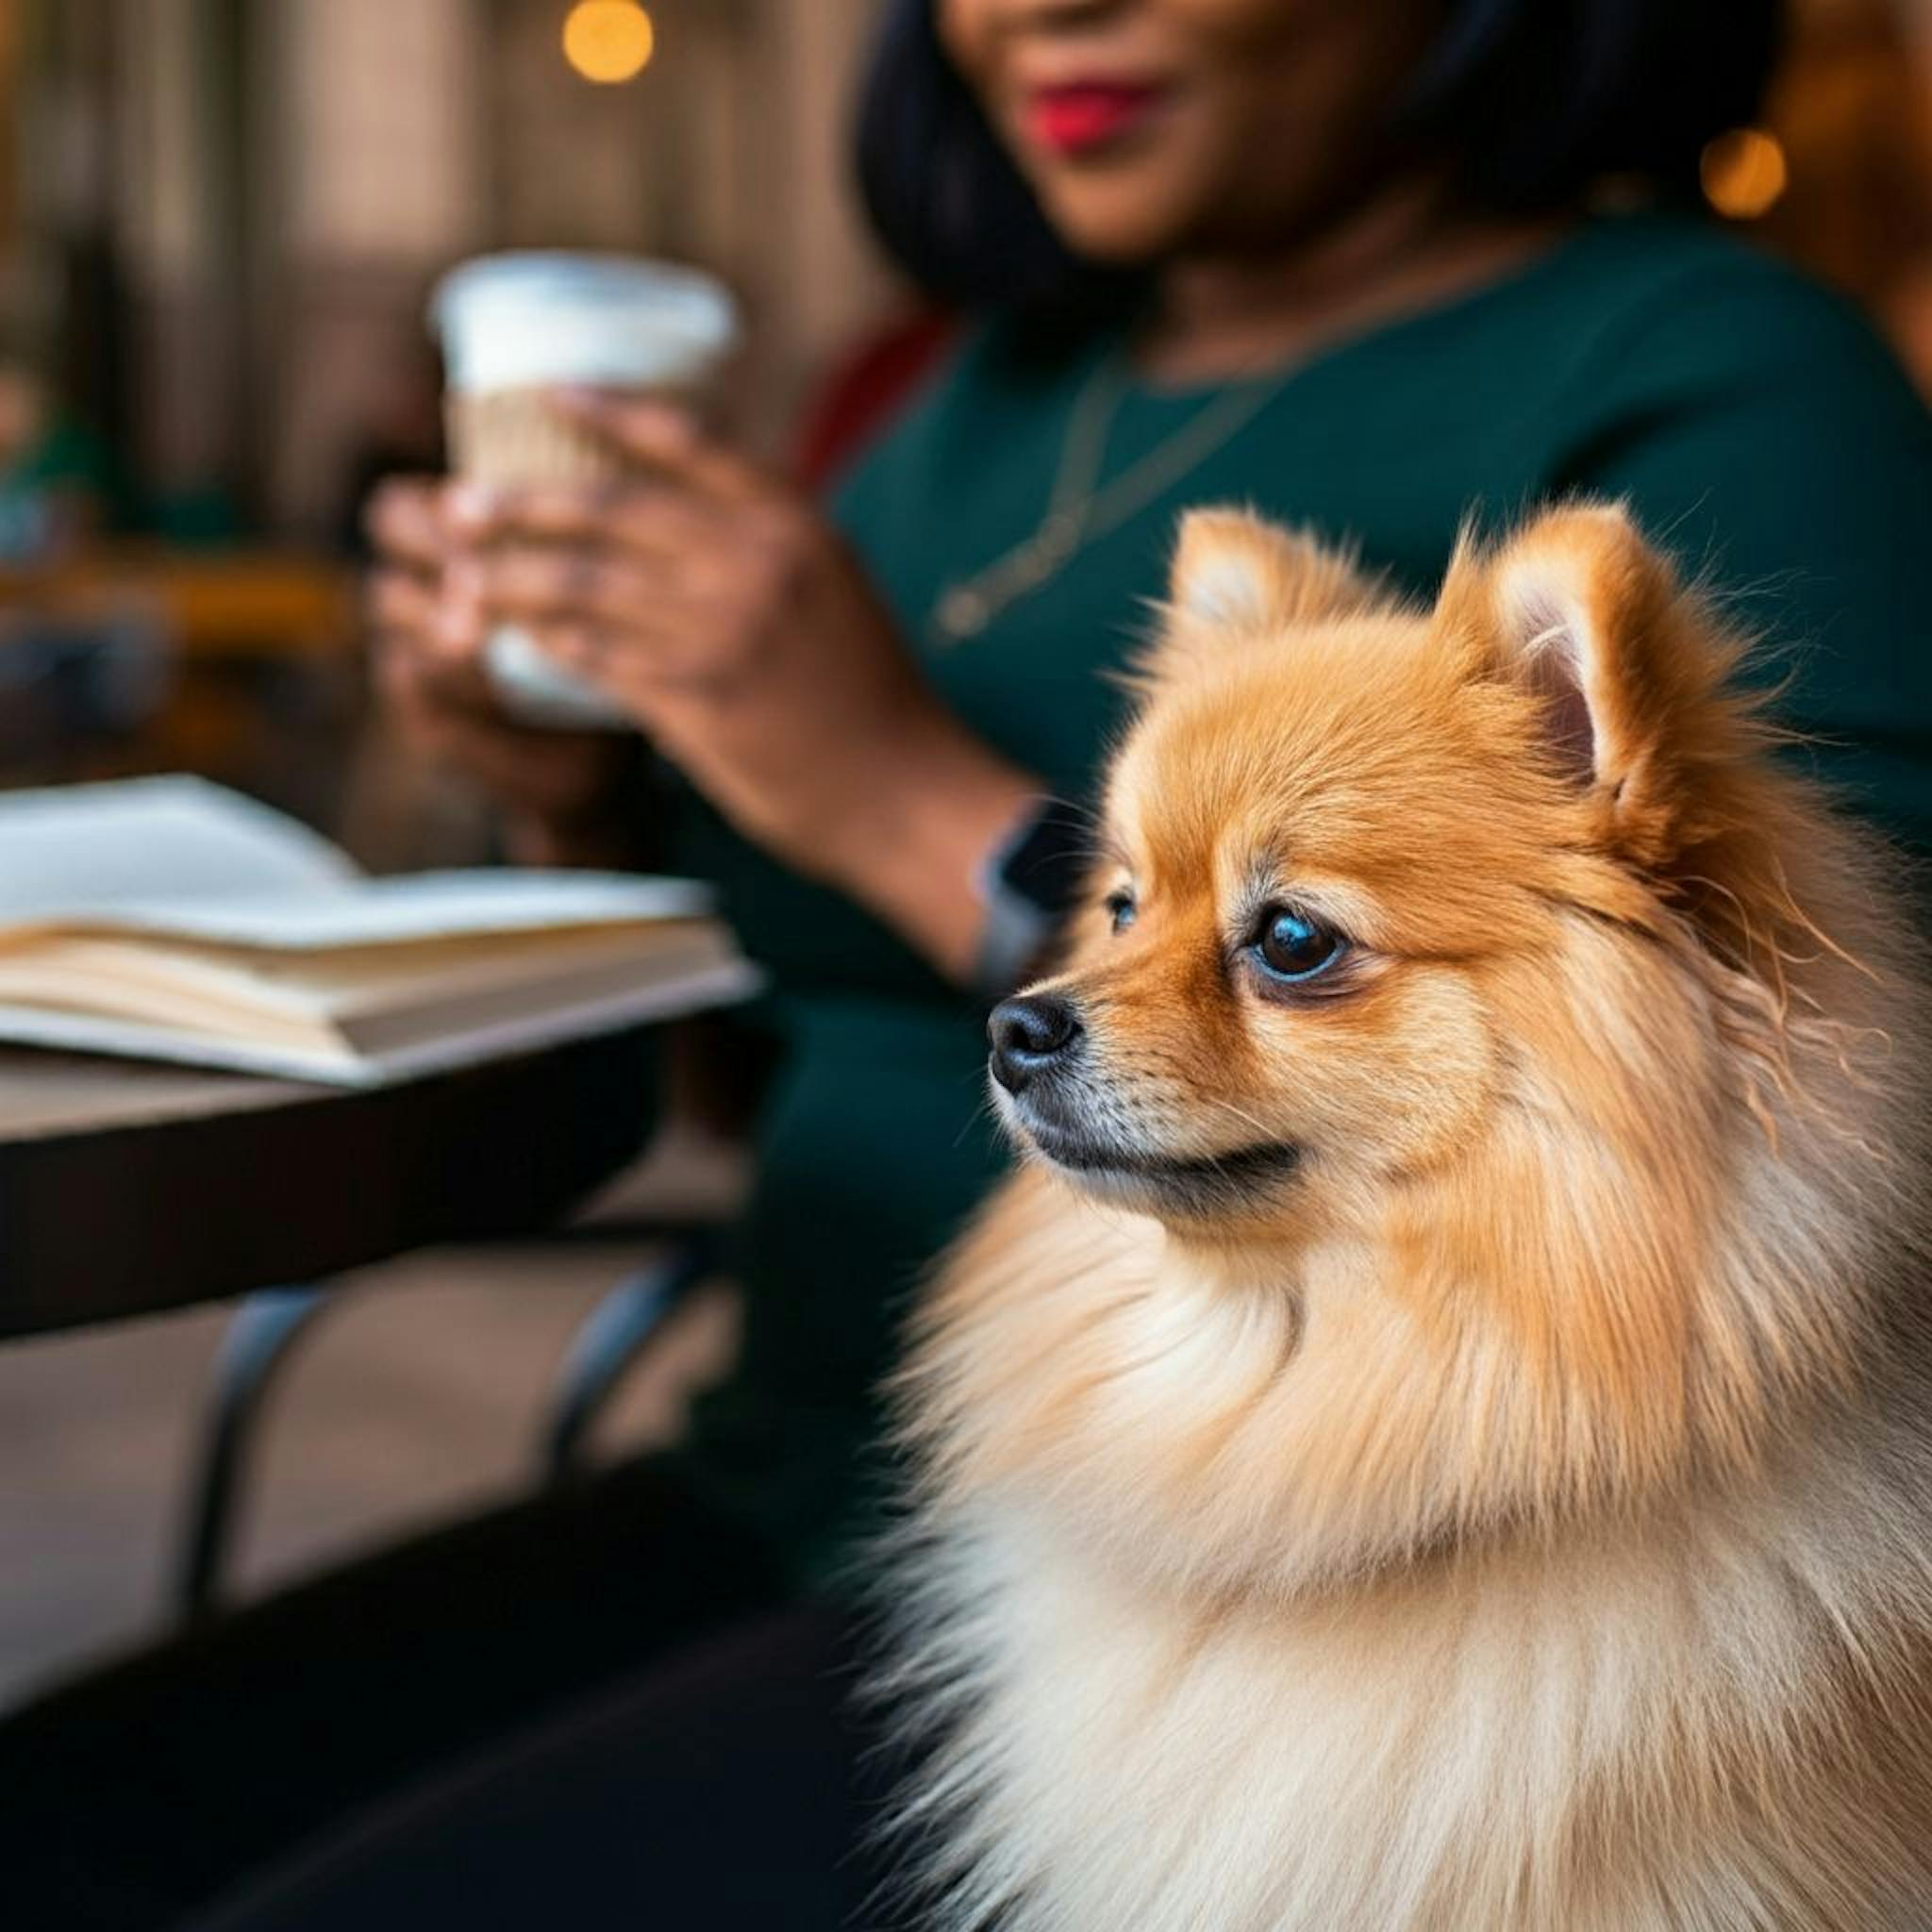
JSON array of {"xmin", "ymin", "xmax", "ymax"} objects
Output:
[{"xmin": 0, "ymin": 777, "xmax": 759, "ymax": 1085}]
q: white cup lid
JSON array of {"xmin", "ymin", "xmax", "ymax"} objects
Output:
[{"xmin": 431, "ymin": 252, "xmax": 741, "ymax": 392}]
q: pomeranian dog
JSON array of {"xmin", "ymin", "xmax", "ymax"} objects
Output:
[{"xmin": 888, "ymin": 504, "xmax": 1932, "ymax": 1930}]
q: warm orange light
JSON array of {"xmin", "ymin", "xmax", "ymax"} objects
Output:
[
  {"xmin": 563, "ymin": 1, "xmax": 655, "ymax": 85},
  {"xmin": 1700, "ymin": 127, "xmax": 1788, "ymax": 221}
]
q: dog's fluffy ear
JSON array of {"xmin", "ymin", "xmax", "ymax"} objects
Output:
[
  {"xmin": 1437, "ymin": 503, "xmax": 1750, "ymax": 864},
  {"xmin": 1169, "ymin": 508, "xmax": 1375, "ymax": 631}
]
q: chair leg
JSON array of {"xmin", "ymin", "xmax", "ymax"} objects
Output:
[
  {"xmin": 172, "ymin": 1286, "xmax": 331, "ymax": 1622},
  {"xmin": 541, "ymin": 1238, "xmax": 713, "ymax": 1483}
]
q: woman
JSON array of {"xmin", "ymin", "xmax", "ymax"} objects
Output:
[
  {"xmin": 20, "ymin": 1, "xmax": 1932, "ymax": 1925},
  {"xmin": 368, "ymin": 0, "xmax": 1929, "ymax": 1594}
]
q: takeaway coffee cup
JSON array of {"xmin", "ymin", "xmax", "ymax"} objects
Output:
[{"xmin": 430, "ymin": 252, "xmax": 741, "ymax": 729}]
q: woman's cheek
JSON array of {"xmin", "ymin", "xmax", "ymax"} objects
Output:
[{"xmin": 932, "ymin": 0, "xmax": 992, "ymax": 85}]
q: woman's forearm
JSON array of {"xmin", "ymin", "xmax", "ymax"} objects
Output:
[{"xmin": 817, "ymin": 719, "xmax": 1043, "ymax": 988}]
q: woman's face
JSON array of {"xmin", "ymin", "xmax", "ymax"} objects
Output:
[{"xmin": 937, "ymin": 0, "xmax": 1444, "ymax": 265}]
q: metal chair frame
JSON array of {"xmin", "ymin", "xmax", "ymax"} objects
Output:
[{"xmin": 170, "ymin": 1224, "xmax": 721, "ymax": 1621}]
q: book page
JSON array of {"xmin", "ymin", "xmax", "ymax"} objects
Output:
[
  {"xmin": 0, "ymin": 954, "xmax": 761, "ymax": 1086},
  {"xmin": 37, "ymin": 871, "xmax": 713, "ymax": 949},
  {"xmin": 0, "ymin": 778, "xmax": 710, "ymax": 949},
  {"xmin": 0, "ymin": 920, "xmax": 715, "ymax": 1031},
  {"xmin": 0, "ymin": 776, "xmax": 358, "ymax": 924}
]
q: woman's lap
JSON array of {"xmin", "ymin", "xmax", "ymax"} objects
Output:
[
  {"xmin": 0, "ymin": 1452, "xmax": 796, "ymax": 1929},
  {"xmin": 188, "ymin": 1601, "xmax": 904, "ymax": 1932}
]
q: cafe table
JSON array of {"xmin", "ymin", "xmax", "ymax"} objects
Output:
[
  {"xmin": 0, "ymin": 1028, "xmax": 661, "ymax": 1341},
  {"xmin": 0, "ymin": 1027, "xmax": 678, "ymax": 1610}
]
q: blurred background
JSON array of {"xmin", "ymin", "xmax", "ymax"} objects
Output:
[
  {"xmin": 5, "ymin": 0, "xmax": 1932, "ymax": 1707},
  {"xmin": 0, "ymin": 0, "xmax": 894, "ymax": 837}
]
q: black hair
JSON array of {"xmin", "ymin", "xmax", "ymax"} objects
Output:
[{"xmin": 855, "ymin": 0, "xmax": 1786, "ymax": 306}]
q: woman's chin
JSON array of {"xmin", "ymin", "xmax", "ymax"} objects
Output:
[{"xmin": 1027, "ymin": 179, "xmax": 1202, "ymax": 272}]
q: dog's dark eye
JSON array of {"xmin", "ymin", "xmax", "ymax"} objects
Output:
[
  {"xmin": 1252, "ymin": 908, "xmax": 1346, "ymax": 982},
  {"xmin": 1104, "ymin": 889, "xmax": 1137, "ymax": 935}
]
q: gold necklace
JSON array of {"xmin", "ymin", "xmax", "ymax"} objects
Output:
[{"xmin": 927, "ymin": 348, "xmax": 1293, "ymax": 646}]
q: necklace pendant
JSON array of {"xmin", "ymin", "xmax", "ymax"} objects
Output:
[{"xmin": 933, "ymin": 583, "xmax": 993, "ymax": 641}]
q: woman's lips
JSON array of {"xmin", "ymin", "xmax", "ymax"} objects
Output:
[{"xmin": 1024, "ymin": 81, "xmax": 1171, "ymax": 156}]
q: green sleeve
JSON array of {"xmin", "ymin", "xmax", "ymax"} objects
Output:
[{"xmin": 1551, "ymin": 263, "xmax": 1932, "ymax": 860}]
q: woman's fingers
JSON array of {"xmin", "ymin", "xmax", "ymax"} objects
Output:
[
  {"xmin": 438, "ymin": 541, "xmax": 725, "ymax": 697},
  {"xmin": 370, "ymin": 554, "xmax": 491, "ymax": 664},
  {"xmin": 372, "ymin": 608, "xmax": 499, "ymax": 716},
  {"xmin": 508, "ymin": 621, "xmax": 622, "ymax": 682},
  {"xmin": 364, "ymin": 475, "xmax": 453, "ymax": 572},
  {"xmin": 515, "ymin": 607, "xmax": 724, "ymax": 689},
  {"xmin": 452, "ymin": 541, "xmax": 687, "ymax": 633},
  {"xmin": 454, "ymin": 543, "xmax": 743, "ymax": 675},
  {"xmin": 445, "ymin": 476, "xmax": 710, "ymax": 561},
  {"xmin": 366, "ymin": 563, "xmax": 441, "ymax": 641},
  {"xmin": 505, "ymin": 591, "xmax": 754, "ymax": 697},
  {"xmin": 553, "ymin": 390, "xmax": 768, "ymax": 506},
  {"xmin": 379, "ymin": 625, "xmax": 640, "ymax": 799}
]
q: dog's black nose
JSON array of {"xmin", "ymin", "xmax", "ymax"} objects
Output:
[{"xmin": 989, "ymin": 993, "xmax": 1083, "ymax": 1093}]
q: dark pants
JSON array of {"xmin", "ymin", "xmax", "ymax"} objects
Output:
[
  {"xmin": 188, "ymin": 1603, "xmax": 900, "ymax": 1931},
  {"xmin": 0, "ymin": 1457, "xmax": 910, "ymax": 1930}
]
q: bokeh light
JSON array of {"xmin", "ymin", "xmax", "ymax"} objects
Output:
[
  {"xmin": 562, "ymin": 1, "xmax": 655, "ymax": 86},
  {"xmin": 1700, "ymin": 127, "xmax": 1789, "ymax": 221}
]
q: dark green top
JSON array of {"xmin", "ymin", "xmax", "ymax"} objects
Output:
[{"xmin": 670, "ymin": 212, "xmax": 1932, "ymax": 1579}]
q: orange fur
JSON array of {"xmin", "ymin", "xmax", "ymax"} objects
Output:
[{"xmin": 886, "ymin": 504, "xmax": 1932, "ymax": 1930}]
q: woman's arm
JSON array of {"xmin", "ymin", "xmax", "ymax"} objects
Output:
[{"xmin": 440, "ymin": 393, "xmax": 1041, "ymax": 982}]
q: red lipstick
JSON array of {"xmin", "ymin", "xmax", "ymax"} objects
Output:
[{"xmin": 1027, "ymin": 81, "xmax": 1169, "ymax": 155}]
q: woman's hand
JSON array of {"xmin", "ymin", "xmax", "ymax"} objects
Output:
[
  {"xmin": 364, "ymin": 476, "xmax": 647, "ymax": 867},
  {"xmin": 441, "ymin": 394, "xmax": 1039, "ymax": 980}
]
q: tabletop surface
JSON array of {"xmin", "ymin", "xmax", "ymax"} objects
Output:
[
  {"xmin": 0, "ymin": 1052, "xmax": 311, "ymax": 1141},
  {"xmin": 0, "ymin": 1031, "xmax": 662, "ymax": 1341}
]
